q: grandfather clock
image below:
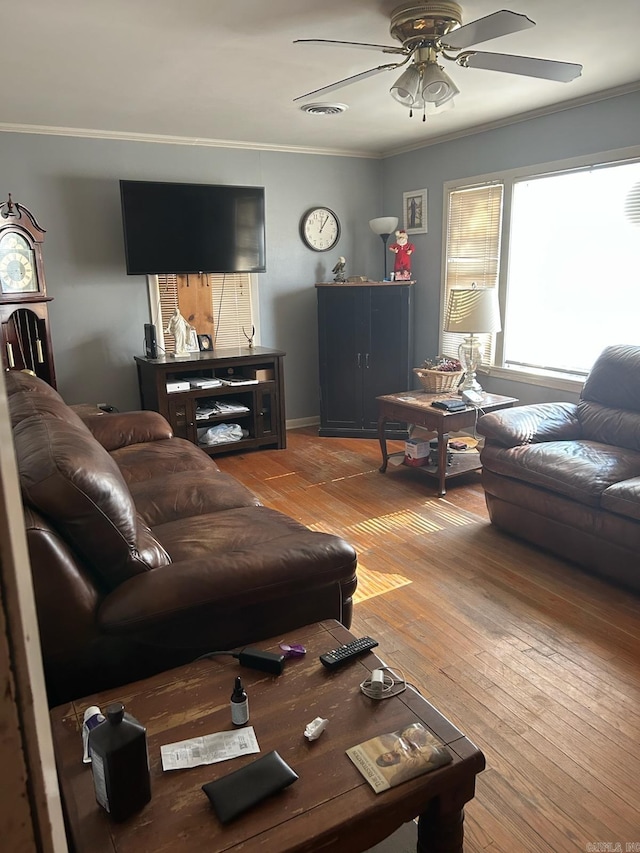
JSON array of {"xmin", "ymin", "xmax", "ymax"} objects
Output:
[{"xmin": 0, "ymin": 194, "xmax": 56, "ymax": 387}]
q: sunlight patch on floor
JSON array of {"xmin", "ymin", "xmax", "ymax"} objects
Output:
[
  {"xmin": 350, "ymin": 509, "xmax": 447, "ymax": 536},
  {"xmin": 308, "ymin": 504, "xmax": 478, "ymax": 540},
  {"xmin": 353, "ymin": 563, "xmax": 412, "ymax": 603},
  {"xmin": 421, "ymin": 500, "xmax": 480, "ymax": 527}
]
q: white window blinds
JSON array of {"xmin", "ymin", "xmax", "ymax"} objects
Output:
[
  {"xmin": 154, "ymin": 272, "xmax": 254, "ymax": 353},
  {"xmin": 441, "ymin": 183, "xmax": 503, "ymax": 364}
]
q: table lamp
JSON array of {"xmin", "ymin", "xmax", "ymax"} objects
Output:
[
  {"xmin": 444, "ymin": 287, "xmax": 501, "ymax": 393},
  {"xmin": 369, "ymin": 216, "xmax": 399, "ymax": 281}
]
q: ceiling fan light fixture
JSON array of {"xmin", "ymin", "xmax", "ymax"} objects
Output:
[
  {"xmin": 389, "ymin": 65, "xmax": 422, "ymax": 107},
  {"xmin": 421, "ymin": 61, "xmax": 459, "ymax": 104}
]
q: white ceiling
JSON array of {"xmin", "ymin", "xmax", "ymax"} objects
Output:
[{"xmin": 3, "ymin": 0, "xmax": 640, "ymax": 157}]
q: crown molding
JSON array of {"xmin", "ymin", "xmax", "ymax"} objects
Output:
[
  {"xmin": 0, "ymin": 123, "xmax": 380, "ymax": 159},
  {"xmin": 383, "ymin": 82, "xmax": 640, "ymax": 158}
]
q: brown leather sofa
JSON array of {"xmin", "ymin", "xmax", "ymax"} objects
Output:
[
  {"xmin": 8, "ymin": 371, "xmax": 357, "ymax": 704},
  {"xmin": 477, "ymin": 345, "xmax": 640, "ymax": 593}
]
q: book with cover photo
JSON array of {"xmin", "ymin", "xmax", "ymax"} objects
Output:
[{"xmin": 346, "ymin": 722, "xmax": 452, "ymax": 793}]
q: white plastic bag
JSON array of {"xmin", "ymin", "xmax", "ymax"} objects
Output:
[{"xmin": 199, "ymin": 423, "xmax": 244, "ymax": 446}]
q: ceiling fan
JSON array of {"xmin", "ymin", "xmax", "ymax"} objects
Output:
[{"xmin": 293, "ymin": 1, "xmax": 582, "ymax": 118}]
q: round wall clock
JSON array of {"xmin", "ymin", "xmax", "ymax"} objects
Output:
[{"xmin": 300, "ymin": 207, "xmax": 341, "ymax": 252}]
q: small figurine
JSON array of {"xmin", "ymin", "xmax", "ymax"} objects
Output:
[
  {"xmin": 165, "ymin": 308, "xmax": 194, "ymax": 356},
  {"xmin": 332, "ymin": 256, "xmax": 346, "ymax": 283},
  {"xmin": 389, "ymin": 230, "xmax": 415, "ymax": 280}
]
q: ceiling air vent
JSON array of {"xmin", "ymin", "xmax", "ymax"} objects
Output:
[{"xmin": 300, "ymin": 103, "xmax": 348, "ymax": 116}]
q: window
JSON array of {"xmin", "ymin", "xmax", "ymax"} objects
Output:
[
  {"xmin": 442, "ymin": 183, "xmax": 503, "ymax": 366},
  {"xmin": 442, "ymin": 150, "xmax": 640, "ymax": 383},
  {"xmin": 149, "ymin": 272, "xmax": 257, "ymax": 354}
]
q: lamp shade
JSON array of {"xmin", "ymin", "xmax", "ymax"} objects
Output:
[
  {"xmin": 444, "ymin": 288, "xmax": 501, "ymax": 334},
  {"xmin": 369, "ymin": 216, "xmax": 399, "ymax": 236},
  {"xmin": 390, "ymin": 66, "xmax": 422, "ymax": 107},
  {"xmin": 421, "ymin": 63, "xmax": 459, "ymax": 106}
]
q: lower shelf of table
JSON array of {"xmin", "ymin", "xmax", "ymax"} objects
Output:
[{"xmin": 387, "ymin": 450, "xmax": 482, "ymax": 480}]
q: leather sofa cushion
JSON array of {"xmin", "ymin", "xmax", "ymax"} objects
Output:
[
  {"xmin": 4, "ymin": 370, "xmax": 61, "ymax": 398},
  {"xmin": 581, "ymin": 344, "xmax": 640, "ymax": 413},
  {"xmin": 602, "ymin": 478, "xmax": 640, "ymax": 522},
  {"xmin": 9, "ymin": 388, "xmax": 89, "ymax": 431},
  {"xmin": 578, "ymin": 400, "xmax": 640, "ymax": 452},
  {"xmin": 129, "ymin": 471, "xmax": 260, "ymax": 527},
  {"xmin": 111, "ymin": 438, "xmax": 223, "ymax": 484},
  {"xmin": 480, "ymin": 440, "xmax": 640, "ymax": 507},
  {"xmin": 14, "ymin": 415, "xmax": 170, "ymax": 588}
]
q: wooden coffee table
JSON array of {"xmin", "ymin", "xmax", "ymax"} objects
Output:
[
  {"xmin": 377, "ymin": 390, "xmax": 518, "ymax": 496},
  {"xmin": 50, "ymin": 620, "xmax": 485, "ymax": 853}
]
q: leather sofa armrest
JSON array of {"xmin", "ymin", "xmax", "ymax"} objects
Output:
[
  {"xmin": 82, "ymin": 410, "xmax": 173, "ymax": 450},
  {"xmin": 477, "ymin": 401, "xmax": 582, "ymax": 447}
]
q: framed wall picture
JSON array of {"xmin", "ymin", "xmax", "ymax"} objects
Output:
[{"xmin": 403, "ymin": 189, "xmax": 428, "ymax": 234}]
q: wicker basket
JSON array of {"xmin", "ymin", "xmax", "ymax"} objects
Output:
[{"xmin": 413, "ymin": 367, "xmax": 463, "ymax": 393}]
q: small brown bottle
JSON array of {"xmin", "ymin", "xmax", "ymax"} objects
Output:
[{"xmin": 88, "ymin": 702, "xmax": 151, "ymax": 822}]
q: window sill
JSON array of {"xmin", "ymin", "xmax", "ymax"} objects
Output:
[{"xmin": 483, "ymin": 365, "xmax": 585, "ymax": 394}]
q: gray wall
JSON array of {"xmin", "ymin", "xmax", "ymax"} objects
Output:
[
  {"xmin": 2, "ymin": 89, "xmax": 639, "ymax": 419},
  {"xmin": 380, "ymin": 89, "xmax": 640, "ymax": 405},
  {"xmin": 0, "ymin": 133, "xmax": 381, "ymax": 416}
]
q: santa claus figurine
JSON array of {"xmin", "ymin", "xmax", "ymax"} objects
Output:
[{"xmin": 389, "ymin": 230, "xmax": 415, "ymax": 280}]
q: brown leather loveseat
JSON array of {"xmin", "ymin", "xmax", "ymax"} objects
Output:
[
  {"xmin": 7, "ymin": 370, "xmax": 357, "ymax": 704},
  {"xmin": 477, "ymin": 345, "xmax": 640, "ymax": 593}
]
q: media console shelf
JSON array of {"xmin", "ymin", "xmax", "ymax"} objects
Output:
[{"xmin": 134, "ymin": 346, "xmax": 286, "ymax": 456}]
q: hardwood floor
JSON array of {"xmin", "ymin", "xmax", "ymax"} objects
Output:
[{"xmin": 217, "ymin": 427, "xmax": 640, "ymax": 853}]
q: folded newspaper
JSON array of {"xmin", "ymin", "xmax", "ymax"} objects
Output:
[{"xmin": 346, "ymin": 722, "xmax": 452, "ymax": 793}]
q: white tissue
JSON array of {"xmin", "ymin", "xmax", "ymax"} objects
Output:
[{"xmin": 304, "ymin": 717, "xmax": 328, "ymax": 741}]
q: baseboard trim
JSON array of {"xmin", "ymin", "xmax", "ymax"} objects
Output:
[{"xmin": 286, "ymin": 417, "xmax": 319, "ymax": 430}]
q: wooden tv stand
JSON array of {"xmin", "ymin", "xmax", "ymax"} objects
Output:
[{"xmin": 134, "ymin": 346, "xmax": 286, "ymax": 456}]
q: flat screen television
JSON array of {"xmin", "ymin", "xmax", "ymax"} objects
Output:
[{"xmin": 119, "ymin": 180, "xmax": 266, "ymax": 275}]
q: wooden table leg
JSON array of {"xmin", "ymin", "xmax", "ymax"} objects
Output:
[
  {"xmin": 378, "ymin": 414, "xmax": 390, "ymax": 473},
  {"xmin": 417, "ymin": 805, "xmax": 465, "ymax": 853},
  {"xmin": 417, "ymin": 774, "xmax": 478, "ymax": 852},
  {"xmin": 436, "ymin": 429, "xmax": 449, "ymax": 497}
]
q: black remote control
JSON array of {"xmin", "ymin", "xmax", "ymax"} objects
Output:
[{"xmin": 319, "ymin": 637, "xmax": 379, "ymax": 670}]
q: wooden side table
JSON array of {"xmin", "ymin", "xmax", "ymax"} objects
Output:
[{"xmin": 377, "ymin": 391, "xmax": 518, "ymax": 496}]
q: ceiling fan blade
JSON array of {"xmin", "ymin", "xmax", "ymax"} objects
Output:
[
  {"xmin": 458, "ymin": 51, "xmax": 582, "ymax": 82},
  {"xmin": 293, "ymin": 63, "xmax": 401, "ymax": 102},
  {"xmin": 294, "ymin": 38, "xmax": 406, "ymax": 55},
  {"xmin": 444, "ymin": 10, "xmax": 535, "ymax": 50}
]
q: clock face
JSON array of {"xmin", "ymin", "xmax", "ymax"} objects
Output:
[
  {"xmin": 300, "ymin": 207, "xmax": 340, "ymax": 252},
  {"xmin": 0, "ymin": 232, "xmax": 38, "ymax": 294}
]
